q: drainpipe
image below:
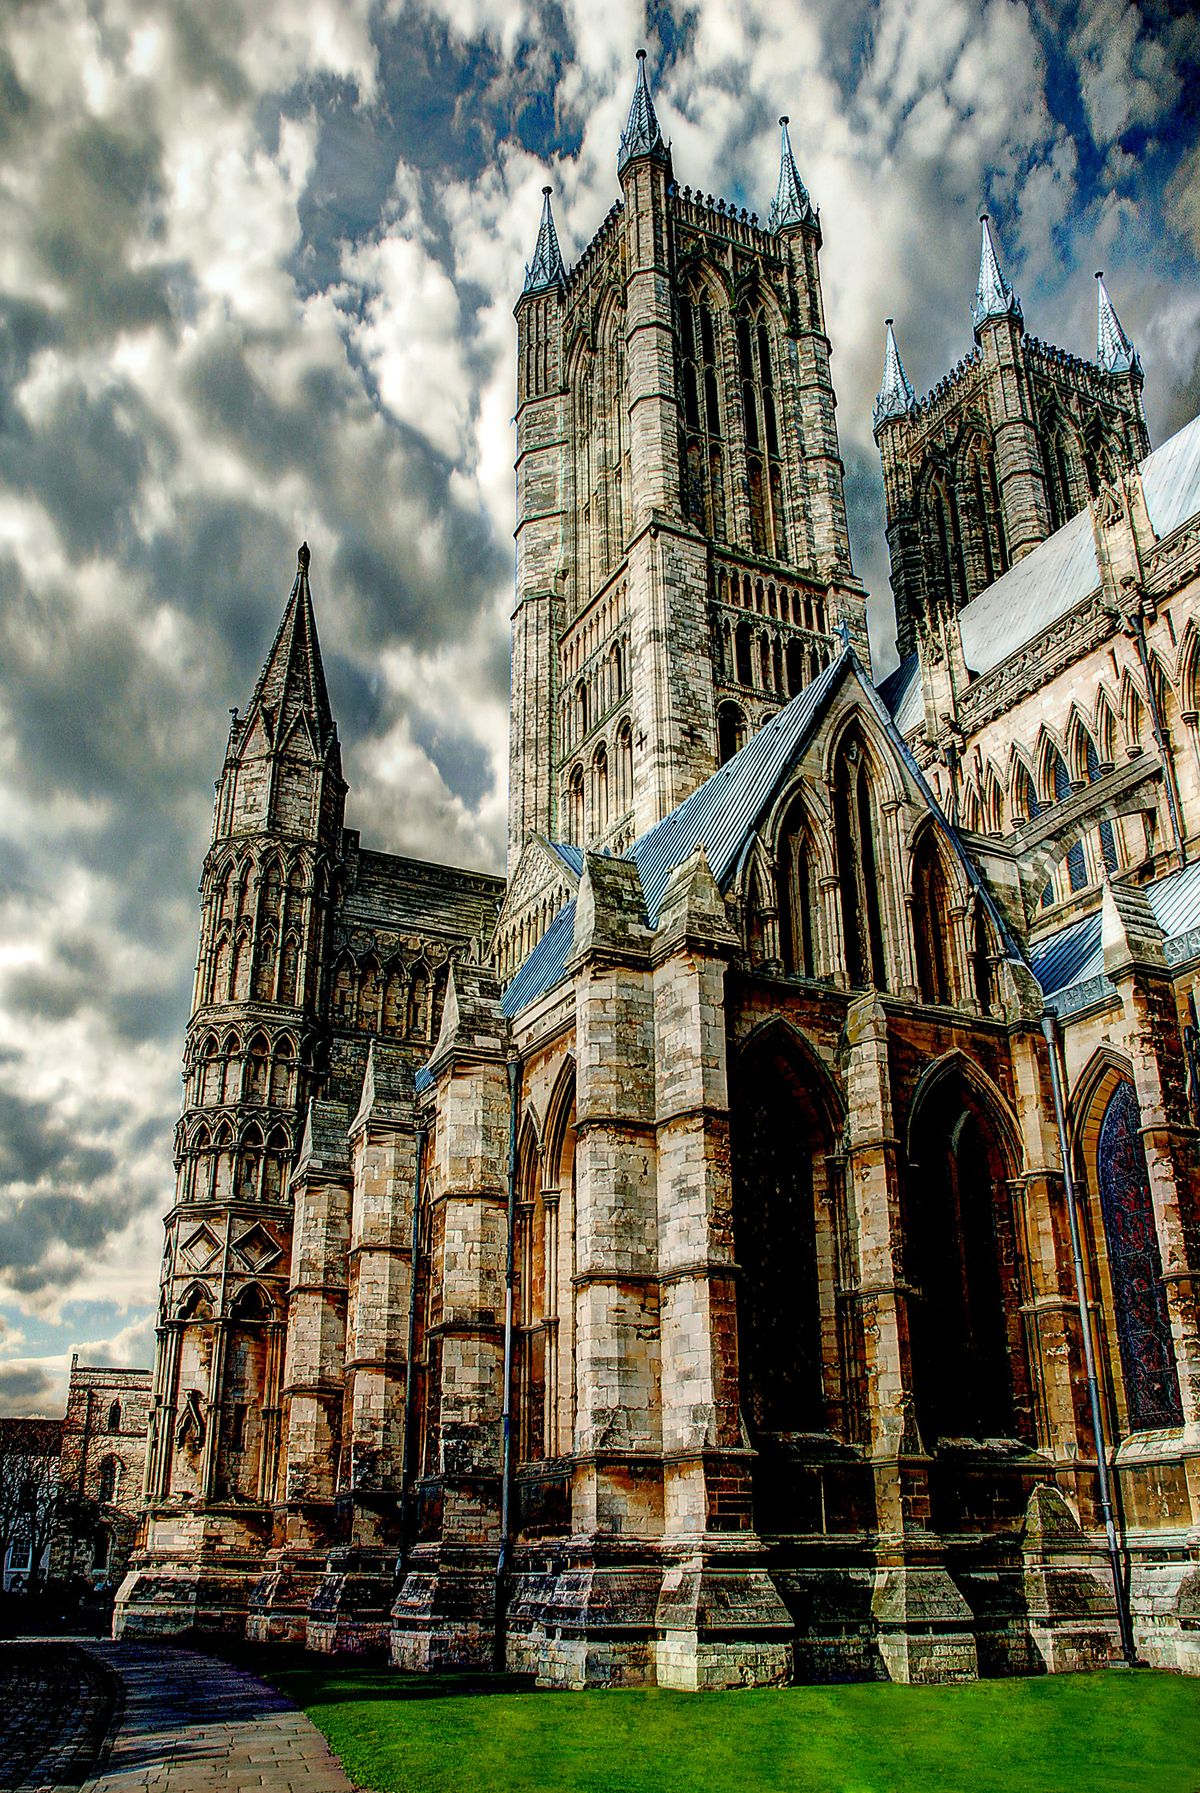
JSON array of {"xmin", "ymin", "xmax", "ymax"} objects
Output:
[
  {"xmin": 1130, "ymin": 611, "xmax": 1186, "ymax": 865},
  {"xmin": 398, "ymin": 1124, "xmax": 427, "ymax": 1578},
  {"xmin": 1040, "ymin": 1010, "xmax": 1139, "ymax": 1665},
  {"xmin": 494, "ymin": 1055, "xmax": 520, "ymax": 1673}
]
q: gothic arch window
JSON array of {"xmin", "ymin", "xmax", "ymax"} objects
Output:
[
  {"xmin": 777, "ymin": 795, "xmax": 819, "ymax": 979},
  {"xmin": 262, "ymin": 1125, "xmax": 291, "ymax": 1204},
  {"xmin": 1093, "ymin": 1080, "xmax": 1182, "ymax": 1431},
  {"xmin": 832, "ymin": 733, "xmax": 887, "ymax": 990},
  {"xmin": 200, "ymin": 1034, "xmax": 221, "ymax": 1104},
  {"xmin": 785, "ymin": 638, "xmax": 806, "ymax": 698},
  {"xmin": 959, "ymin": 431, "xmax": 1007, "ymax": 593},
  {"xmin": 575, "ymin": 680, "xmax": 588, "ymax": 741},
  {"xmin": 279, "ymin": 932, "xmax": 300, "ymax": 1007},
  {"xmin": 736, "ymin": 301, "xmax": 787, "ymax": 559},
  {"xmin": 734, "ymin": 620, "xmax": 754, "ymax": 687},
  {"xmin": 971, "ymin": 903, "xmax": 995, "ymax": 1016},
  {"xmin": 407, "ymin": 964, "xmax": 430, "ymax": 1039},
  {"xmin": 213, "ymin": 1121, "xmax": 235, "ymax": 1201},
  {"xmin": 106, "ymin": 1400, "xmax": 122, "ymax": 1434},
  {"xmin": 237, "ymin": 1125, "xmax": 263, "ymax": 1202},
  {"xmin": 1013, "ymin": 761, "xmax": 1040, "ymax": 824},
  {"xmin": 244, "ymin": 1032, "xmax": 269, "ymax": 1104},
  {"xmin": 270, "ymin": 1035, "xmax": 296, "ymax": 1105},
  {"xmin": 920, "ymin": 466, "xmax": 967, "ymax": 609},
  {"xmin": 905, "ymin": 1065, "xmax": 1031, "ymax": 1444},
  {"xmin": 616, "ymin": 721, "xmax": 633, "ymax": 814},
  {"xmin": 359, "ymin": 955, "xmax": 384, "ymax": 1034},
  {"xmin": 331, "ymin": 953, "xmax": 356, "ymax": 1028},
  {"xmin": 568, "ymin": 765, "xmax": 585, "ymax": 845},
  {"xmin": 1043, "ymin": 411, "xmax": 1083, "ymax": 530},
  {"xmin": 211, "ymin": 932, "xmax": 232, "ymax": 1006},
  {"xmin": 592, "ymin": 743, "xmax": 609, "ymax": 832},
  {"xmin": 679, "ymin": 288, "xmax": 727, "ymax": 540},
  {"xmin": 1083, "ymin": 732, "xmax": 1119, "ymax": 874},
  {"xmin": 1082, "ymin": 412, "xmax": 1118, "ymax": 498},
  {"xmin": 231, "ymin": 927, "xmax": 253, "ymax": 1001},
  {"xmin": 382, "ymin": 961, "xmax": 406, "ymax": 1033},
  {"xmin": 1044, "ymin": 743, "xmax": 1087, "ymax": 894},
  {"xmin": 97, "ymin": 1455, "xmax": 121, "ymax": 1503},
  {"xmin": 717, "ymin": 701, "xmax": 747, "ymax": 766},
  {"xmin": 911, "ymin": 827, "xmax": 956, "ymax": 1006}
]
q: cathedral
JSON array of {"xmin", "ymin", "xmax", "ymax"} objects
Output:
[{"xmin": 115, "ymin": 56, "xmax": 1200, "ymax": 1687}]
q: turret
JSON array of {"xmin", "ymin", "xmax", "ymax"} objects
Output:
[{"xmin": 970, "ymin": 213, "xmax": 1051, "ymax": 562}]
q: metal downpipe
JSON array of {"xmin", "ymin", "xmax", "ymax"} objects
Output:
[
  {"xmin": 494, "ymin": 1055, "xmax": 520, "ymax": 1672},
  {"xmin": 1040, "ymin": 1010, "xmax": 1139, "ymax": 1664}
]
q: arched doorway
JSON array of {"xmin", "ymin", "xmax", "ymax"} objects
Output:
[
  {"xmin": 905, "ymin": 1064, "xmax": 1030, "ymax": 1445},
  {"xmin": 731, "ymin": 1028, "xmax": 863, "ymax": 1531}
]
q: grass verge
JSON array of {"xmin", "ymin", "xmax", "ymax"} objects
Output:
[{"xmin": 249, "ymin": 1656, "xmax": 1200, "ymax": 1793}]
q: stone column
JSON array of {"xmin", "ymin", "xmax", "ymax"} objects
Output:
[
  {"xmin": 649, "ymin": 850, "xmax": 792, "ymax": 1689},
  {"xmin": 391, "ymin": 964, "xmax": 512, "ymax": 1672},
  {"xmin": 844, "ymin": 992, "xmax": 978, "ymax": 1682}
]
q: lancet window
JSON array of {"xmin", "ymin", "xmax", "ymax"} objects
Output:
[
  {"xmin": 833, "ymin": 735, "xmax": 886, "ymax": 990},
  {"xmin": 679, "ymin": 290, "xmax": 727, "ymax": 541},
  {"xmin": 777, "ymin": 796, "xmax": 819, "ymax": 978},
  {"xmin": 736, "ymin": 304, "xmax": 787, "ymax": 559},
  {"xmin": 911, "ymin": 828, "xmax": 955, "ymax": 1006}
]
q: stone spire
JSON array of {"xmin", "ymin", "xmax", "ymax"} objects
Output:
[
  {"xmin": 872, "ymin": 319, "xmax": 916, "ymax": 433},
  {"xmin": 1095, "ymin": 271, "xmax": 1139, "ymax": 375},
  {"xmin": 618, "ymin": 49, "xmax": 667, "ymax": 172},
  {"xmin": 972, "ymin": 213, "xmax": 1022, "ymax": 331},
  {"xmin": 243, "ymin": 541, "xmax": 336, "ymax": 755},
  {"xmin": 523, "ymin": 186, "xmax": 566, "ymax": 294},
  {"xmin": 768, "ymin": 115, "xmax": 817, "ymax": 233}
]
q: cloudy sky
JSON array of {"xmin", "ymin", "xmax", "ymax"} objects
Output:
[{"xmin": 0, "ymin": 0, "xmax": 1197, "ymax": 1414}]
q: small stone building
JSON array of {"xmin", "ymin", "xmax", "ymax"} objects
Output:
[
  {"xmin": 50, "ymin": 1360, "xmax": 152, "ymax": 1591},
  {"xmin": 117, "ymin": 57, "xmax": 1200, "ymax": 1686}
]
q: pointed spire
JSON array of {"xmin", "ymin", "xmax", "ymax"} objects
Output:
[
  {"xmin": 523, "ymin": 186, "xmax": 566, "ymax": 295},
  {"xmin": 1095, "ymin": 271, "xmax": 1139, "ymax": 375},
  {"xmin": 618, "ymin": 49, "xmax": 667, "ymax": 173},
  {"xmin": 972, "ymin": 213, "xmax": 1022, "ymax": 331},
  {"xmin": 872, "ymin": 319, "xmax": 916, "ymax": 432},
  {"xmin": 768, "ymin": 116, "xmax": 816, "ymax": 233},
  {"xmin": 245, "ymin": 541, "xmax": 336, "ymax": 752}
]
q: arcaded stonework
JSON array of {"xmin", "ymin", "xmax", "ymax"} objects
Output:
[{"xmin": 118, "ymin": 60, "xmax": 1200, "ymax": 1687}]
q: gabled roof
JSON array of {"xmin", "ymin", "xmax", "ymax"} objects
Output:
[{"xmin": 1030, "ymin": 856, "xmax": 1200, "ymax": 1014}]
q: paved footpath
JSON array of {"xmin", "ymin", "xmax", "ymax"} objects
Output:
[{"xmin": 0, "ymin": 1639, "xmax": 358, "ymax": 1793}]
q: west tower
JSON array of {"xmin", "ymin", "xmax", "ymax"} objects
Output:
[{"xmin": 510, "ymin": 61, "xmax": 868, "ymax": 874}]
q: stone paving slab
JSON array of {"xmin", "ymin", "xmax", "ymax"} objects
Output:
[{"xmin": 58, "ymin": 1642, "xmax": 360, "ymax": 1793}]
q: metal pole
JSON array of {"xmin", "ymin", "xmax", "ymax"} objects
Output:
[
  {"xmin": 1041, "ymin": 1010, "xmax": 1139, "ymax": 1664},
  {"xmin": 1131, "ymin": 611, "xmax": 1186, "ymax": 865},
  {"xmin": 399, "ymin": 1125, "xmax": 427, "ymax": 1577},
  {"xmin": 494, "ymin": 1056, "xmax": 520, "ymax": 1673}
]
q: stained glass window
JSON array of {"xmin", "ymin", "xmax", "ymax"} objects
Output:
[{"xmin": 1097, "ymin": 1081, "xmax": 1183, "ymax": 1431}]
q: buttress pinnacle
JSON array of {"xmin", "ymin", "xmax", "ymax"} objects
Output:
[
  {"xmin": 523, "ymin": 187, "xmax": 567, "ymax": 294},
  {"xmin": 972, "ymin": 213, "xmax": 1022, "ymax": 331},
  {"xmin": 872, "ymin": 319, "xmax": 916, "ymax": 433},
  {"xmin": 618, "ymin": 49, "xmax": 667, "ymax": 173},
  {"xmin": 1095, "ymin": 272, "xmax": 1140, "ymax": 375},
  {"xmin": 769, "ymin": 116, "xmax": 817, "ymax": 233}
]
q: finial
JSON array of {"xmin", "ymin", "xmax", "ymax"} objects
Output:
[
  {"xmin": 873, "ymin": 317, "xmax": 916, "ymax": 433},
  {"xmin": 618, "ymin": 48, "xmax": 667, "ymax": 173},
  {"xmin": 972, "ymin": 212, "xmax": 1022, "ymax": 331},
  {"xmin": 297, "ymin": 540, "xmax": 310, "ymax": 574},
  {"xmin": 769, "ymin": 112, "xmax": 817, "ymax": 233},
  {"xmin": 522, "ymin": 185, "xmax": 566, "ymax": 294}
]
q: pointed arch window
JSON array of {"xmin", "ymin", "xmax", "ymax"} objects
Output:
[
  {"xmin": 568, "ymin": 765, "xmax": 585, "ymax": 846},
  {"xmin": 833, "ymin": 735, "xmax": 887, "ymax": 990},
  {"xmin": 777, "ymin": 797, "xmax": 818, "ymax": 978},
  {"xmin": 1048, "ymin": 746, "xmax": 1087, "ymax": 892},
  {"xmin": 407, "ymin": 965, "xmax": 430, "ymax": 1039},
  {"xmin": 332, "ymin": 954, "xmax": 357, "ymax": 1028},
  {"xmin": 679, "ymin": 291, "xmax": 727, "ymax": 541},
  {"xmin": 616, "ymin": 721, "xmax": 634, "ymax": 814},
  {"xmin": 912, "ymin": 829, "xmax": 955, "ymax": 1005},
  {"xmin": 717, "ymin": 702, "xmax": 747, "ymax": 766},
  {"xmin": 106, "ymin": 1400, "xmax": 122, "ymax": 1434},
  {"xmin": 244, "ymin": 1033, "xmax": 269, "ymax": 1104},
  {"xmin": 97, "ymin": 1455, "xmax": 121, "ymax": 1503},
  {"xmin": 921, "ymin": 468, "xmax": 967, "ymax": 609},
  {"xmin": 962, "ymin": 434, "xmax": 1007, "ymax": 593},
  {"xmin": 1096, "ymin": 1081, "xmax": 1183, "ymax": 1431},
  {"xmin": 736, "ymin": 304, "xmax": 787, "ymax": 559},
  {"xmin": 1084, "ymin": 733, "xmax": 1119, "ymax": 873}
]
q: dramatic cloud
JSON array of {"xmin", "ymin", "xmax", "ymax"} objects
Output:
[{"xmin": 0, "ymin": 0, "xmax": 1197, "ymax": 1411}]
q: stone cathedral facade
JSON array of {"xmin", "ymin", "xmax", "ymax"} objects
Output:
[{"xmin": 117, "ymin": 58, "xmax": 1200, "ymax": 1687}]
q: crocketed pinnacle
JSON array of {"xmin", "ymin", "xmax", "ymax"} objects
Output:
[
  {"xmin": 244, "ymin": 541, "xmax": 336, "ymax": 752},
  {"xmin": 972, "ymin": 213, "xmax": 1022, "ymax": 331},
  {"xmin": 523, "ymin": 187, "xmax": 566, "ymax": 294},
  {"xmin": 768, "ymin": 116, "xmax": 817, "ymax": 233},
  {"xmin": 1095, "ymin": 272, "xmax": 1139, "ymax": 375},
  {"xmin": 618, "ymin": 49, "xmax": 667, "ymax": 173},
  {"xmin": 872, "ymin": 319, "xmax": 916, "ymax": 432}
]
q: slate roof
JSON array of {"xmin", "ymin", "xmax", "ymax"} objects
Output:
[
  {"xmin": 1029, "ymin": 855, "xmax": 1200, "ymax": 1014},
  {"xmin": 881, "ymin": 414, "xmax": 1200, "ymax": 732}
]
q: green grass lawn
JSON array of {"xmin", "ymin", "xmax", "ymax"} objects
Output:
[{"xmin": 255, "ymin": 1658, "xmax": 1200, "ymax": 1793}]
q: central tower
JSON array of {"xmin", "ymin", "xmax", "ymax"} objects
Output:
[{"xmin": 508, "ymin": 56, "xmax": 867, "ymax": 874}]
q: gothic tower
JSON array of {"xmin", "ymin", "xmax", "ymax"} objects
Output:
[
  {"xmin": 138, "ymin": 544, "xmax": 345, "ymax": 1626},
  {"xmin": 875, "ymin": 218, "xmax": 1151, "ymax": 660},
  {"xmin": 509, "ymin": 58, "xmax": 868, "ymax": 873}
]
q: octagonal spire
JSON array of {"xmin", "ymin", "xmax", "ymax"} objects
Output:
[
  {"xmin": 1096, "ymin": 272, "xmax": 1139, "ymax": 375},
  {"xmin": 523, "ymin": 186, "xmax": 566, "ymax": 294},
  {"xmin": 872, "ymin": 320, "xmax": 916, "ymax": 433},
  {"xmin": 769, "ymin": 116, "xmax": 817, "ymax": 233},
  {"xmin": 618, "ymin": 49, "xmax": 667, "ymax": 173},
  {"xmin": 972, "ymin": 213, "xmax": 1022, "ymax": 331}
]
